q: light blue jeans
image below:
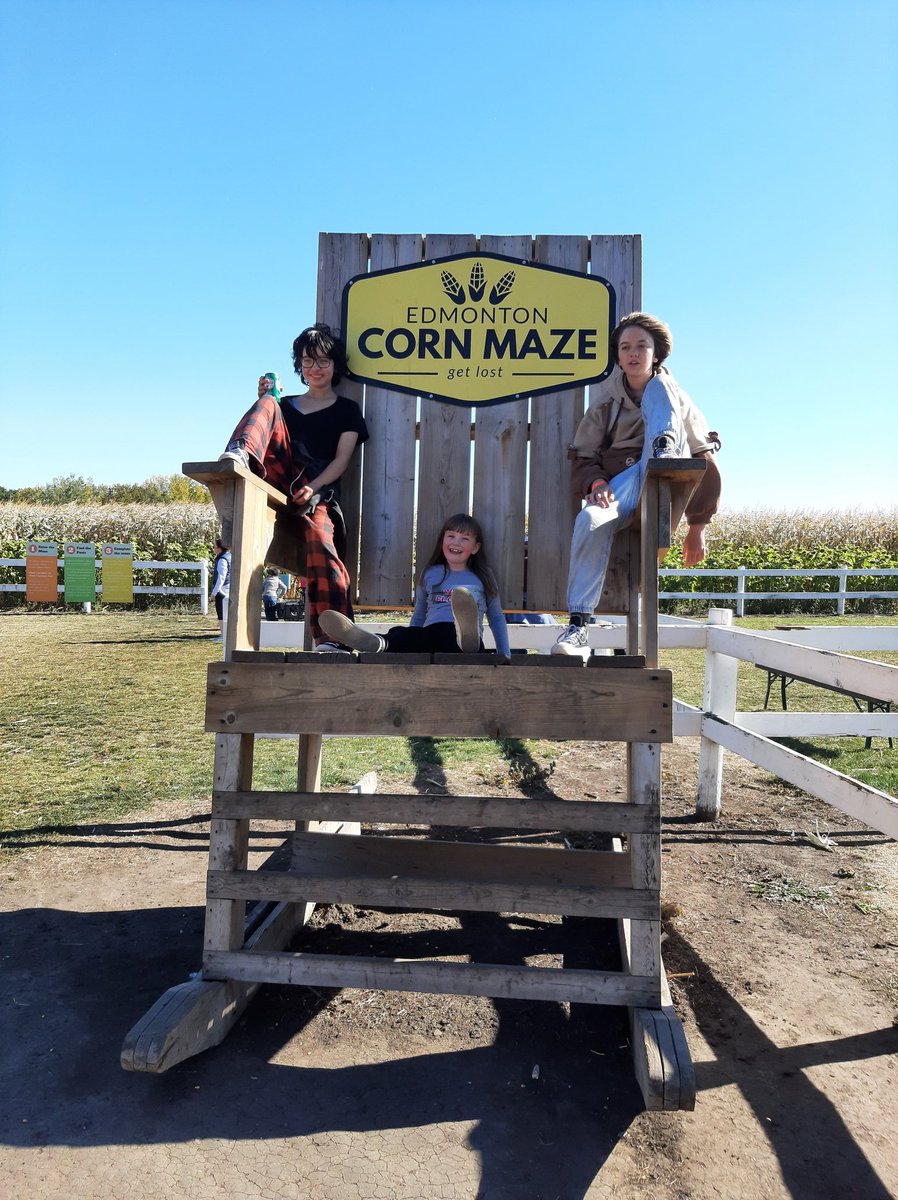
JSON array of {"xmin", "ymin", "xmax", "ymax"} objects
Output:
[{"xmin": 566, "ymin": 374, "xmax": 689, "ymax": 615}]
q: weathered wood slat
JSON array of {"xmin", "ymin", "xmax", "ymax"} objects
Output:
[
  {"xmin": 415, "ymin": 233, "xmax": 477, "ymax": 570},
  {"xmin": 205, "ymin": 661, "xmax": 673, "ymax": 741},
  {"xmin": 527, "ymin": 235, "xmax": 589, "ymax": 612},
  {"xmin": 208, "ymin": 868, "xmax": 658, "ymax": 920},
  {"xmin": 203, "ymin": 949, "xmax": 660, "ymax": 1007},
  {"xmin": 316, "ymin": 232, "xmax": 368, "ymax": 589},
  {"xmin": 589, "ymin": 233, "xmax": 641, "ymax": 321},
  {"xmin": 473, "ymin": 234, "xmax": 532, "ymax": 608},
  {"xmin": 286, "ymin": 830, "xmax": 631, "ymax": 887},
  {"xmin": 212, "ymin": 790, "xmax": 659, "ymax": 832},
  {"xmin": 618, "ymin": 911, "xmax": 696, "ymax": 1112},
  {"xmin": 204, "ymin": 732, "xmax": 253, "ymax": 955},
  {"xmin": 358, "ymin": 233, "xmax": 422, "ymax": 605},
  {"xmin": 627, "ymin": 741, "xmax": 662, "ymax": 980}
]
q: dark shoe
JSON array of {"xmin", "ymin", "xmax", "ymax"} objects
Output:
[
  {"xmin": 319, "ymin": 610, "xmax": 385, "ymax": 653},
  {"xmin": 450, "ymin": 587, "xmax": 480, "ymax": 653},
  {"xmin": 651, "ymin": 435, "xmax": 678, "ymax": 459}
]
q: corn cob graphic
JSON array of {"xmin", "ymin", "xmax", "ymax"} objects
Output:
[
  {"xmin": 488, "ymin": 270, "xmax": 515, "ymax": 304},
  {"xmin": 468, "ymin": 261, "xmax": 485, "ymax": 301},
  {"xmin": 440, "ymin": 270, "xmax": 465, "ymax": 305}
]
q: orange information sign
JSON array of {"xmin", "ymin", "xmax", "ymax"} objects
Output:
[{"xmin": 25, "ymin": 541, "xmax": 59, "ymax": 602}]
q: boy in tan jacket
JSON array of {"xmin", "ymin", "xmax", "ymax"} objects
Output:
[{"xmin": 553, "ymin": 312, "xmax": 721, "ymax": 656}]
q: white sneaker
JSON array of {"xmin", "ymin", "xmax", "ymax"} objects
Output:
[
  {"xmin": 219, "ymin": 446, "xmax": 250, "ymax": 469},
  {"xmin": 551, "ymin": 623, "xmax": 590, "ymax": 658},
  {"xmin": 450, "ymin": 587, "xmax": 480, "ymax": 653},
  {"xmin": 319, "ymin": 610, "xmax": 385, "ymax": 653}
]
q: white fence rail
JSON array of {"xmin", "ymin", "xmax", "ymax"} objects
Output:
[
  {"xmin": 658, "ymin": 566, "xmax": 898, "ymax": 616},
  {"xmin": 0, "ymin": 558, "xmax": 209, "ymax": 614}
]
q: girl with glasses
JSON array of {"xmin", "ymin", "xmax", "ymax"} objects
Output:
[{"xmin": 218, "ymin": 323, "xmax": 369, "ymax": 647}]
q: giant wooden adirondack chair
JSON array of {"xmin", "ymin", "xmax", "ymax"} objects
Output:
[{"xmin": 122, "ymin": 233, "xmax": 705, "ymax": 1111}]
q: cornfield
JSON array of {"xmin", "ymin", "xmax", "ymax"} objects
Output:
[
  {"xmin": 0, "ymin": 501, "xmax": 218, "ymax": 608},
  {"xmin": 1, "ymin": 502, "xmax": 896, "ymax": 613}
]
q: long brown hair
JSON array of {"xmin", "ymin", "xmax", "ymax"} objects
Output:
[{"xmin": 418, "ymin": 513, "xmax": 498, "ymax": 599}]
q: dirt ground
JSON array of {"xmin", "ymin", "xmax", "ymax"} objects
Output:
[{"xmin": 1, "ymin": 736, "xmax": 896, "ymax": 1200}]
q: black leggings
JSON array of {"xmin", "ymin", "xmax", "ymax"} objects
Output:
[{"xmin": 385, "ymin": 622, "xmax": 482, "ymax": 654}]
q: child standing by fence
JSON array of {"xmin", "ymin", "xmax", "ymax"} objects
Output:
[{"xmin": 319, "ymin": 514, "xmax": 511, "ymax": 659}]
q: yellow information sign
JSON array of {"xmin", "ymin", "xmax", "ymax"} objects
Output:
[
  {"xmin": 101, "ymin": 543, "xmax": 134, "ymax": 603},
  {"xmin": 342, "ymin": 252, "xmax": 614, "ymax": 406}
]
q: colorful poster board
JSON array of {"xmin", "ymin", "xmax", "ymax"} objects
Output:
[
  {"xmin": 101, "ymin": 543, "xmax": 134, "ymax": 603},
  {"xmin": 25, "ymin": 541, "xmax": 59, "ymax": 602},
  {"xmin": 63, "ymin": 542, "xmax": 97, "ymax": 603}
]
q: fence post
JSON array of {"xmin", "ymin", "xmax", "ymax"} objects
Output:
[
  {"xmin": 200, "ymin": 561, "xmax": 209, "ymax": 616},
  {"xmin": 695, "ymin": 607, "xmax": 737, "ymax": 820},
  {"xmin": 837, "ymin": 564, "xmax": 848, "ymax": 617},
  {"xmin": 736, "ymin": 567, "xmax": 746, "ymax": 618}
]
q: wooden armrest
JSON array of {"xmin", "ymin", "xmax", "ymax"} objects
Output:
[
  {"xmin": 182, "ymin": 460, "xmax": 289, "ymax": 507},
  {"xmin": 645, "ymin": 458, "xmax": 707, "ymax": 487}
]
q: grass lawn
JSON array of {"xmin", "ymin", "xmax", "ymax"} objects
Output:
[{"xmin": 1, "ymin": 609, "xmax": 895, "ymax": 854}]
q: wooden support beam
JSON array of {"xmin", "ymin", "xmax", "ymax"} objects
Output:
[
  {"xmin": 619, "ymin": 913, "xmax": 696, "ymax": 1112},
  {"xmin": 212, "ymin": 790, "xmax": 660, "ymax": 832},
  {"xmin": 208, "ymin": 868, "xmax": 658, "ymax": 921},
  {"xmin": 121, "ymin": 772, "xmax": 375, "ymax": 1074},
  {"xmin": 205, "ymin": 661, "xmax": 673, "ymax": 742},
  {"xmin": 121, "ymin": 896, "xmax": 302, "ymax": 1074},
  {"xmin": 203, "ymin": 949, "xmax": 661, "ymax": 1008}
]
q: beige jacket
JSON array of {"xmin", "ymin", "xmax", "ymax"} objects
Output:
[{"xmin": 569, "ymin": 366, "xmax": 721, "ymax": 525}]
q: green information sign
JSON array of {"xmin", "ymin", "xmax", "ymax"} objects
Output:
[{"xmin": 63, "ymin": 542, "xmax": 97, "ymax": 603}]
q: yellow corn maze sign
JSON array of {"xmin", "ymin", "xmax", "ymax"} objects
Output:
[{"xmin": 342, "ymin": 252, "xmax": 614, "ymax": 406}]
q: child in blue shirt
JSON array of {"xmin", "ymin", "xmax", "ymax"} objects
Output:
[{"xmin": 319, "ymin": 514, "xmax": 510, "ymax": 660}]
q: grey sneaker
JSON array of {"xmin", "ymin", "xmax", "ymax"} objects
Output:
[
  {"xmin": 219, "ymin": 445, "xmax": 250, "ymax": 469},
  {"xmin": 651, "ymin": 434, "xmax": 678, "ymax": 459},
  {"xmin": 315, "ymin": 640, "xmax": 352, "ymax": 655},
  {"xmin": 450, "ymin": 586, "xmax": 480, "ymax": 653},
  {"xmin": 319, "ymin": 610, "xmax": 385, "ymax": 653},
  {"xmin": 551, "ymin": 623, "xmax": 590, "ymax": 657}
]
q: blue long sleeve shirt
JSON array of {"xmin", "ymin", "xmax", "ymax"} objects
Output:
[{"xmin": 411, "ymin": 565, "xmax": 510, "ymax": 658}]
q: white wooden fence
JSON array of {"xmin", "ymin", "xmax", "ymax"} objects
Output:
[
  {"xmin": 658, "ymin": 567, "xmax": 898, "ymax": 615},
  {"xmin": 0, "ymin": 558, "xmax": 210, "ymax": 614}
]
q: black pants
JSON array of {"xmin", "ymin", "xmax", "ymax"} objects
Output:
[{"xmin": 385, "ymin": 622, "xmax": 482, "ymax": 654}]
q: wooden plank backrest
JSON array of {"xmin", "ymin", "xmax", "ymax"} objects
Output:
[{"xmin": 315, "ymin": 232, "xmax": 643, "ymax": 613}]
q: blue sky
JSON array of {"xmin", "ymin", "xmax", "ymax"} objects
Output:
[{"xmin": 1, "ymin": 0, "xmax": 895, "ymax": 511}]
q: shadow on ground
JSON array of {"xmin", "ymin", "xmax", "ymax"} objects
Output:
[{"xmin": 0, "ymin": 899, "xmax": 642, "ymax": 1200}]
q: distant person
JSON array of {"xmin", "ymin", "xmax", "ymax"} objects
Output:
[
  {"xmin": 218, "ymin": 324, "xmax": 369, "ymax": 649},
  {"xmin": 553, "ymin": 312, "xmax": 721, "ymax": 657},
  {"xmin": 209, "ymin": 538, "xmax": 230, "ymax": 636},
  {"xmin": 318, "ymin": 513, "xmax": 511, "ymax": 659},
  {"xmin": 261, "ymin": 567, "xmax": 288, "ymax": 621}
]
